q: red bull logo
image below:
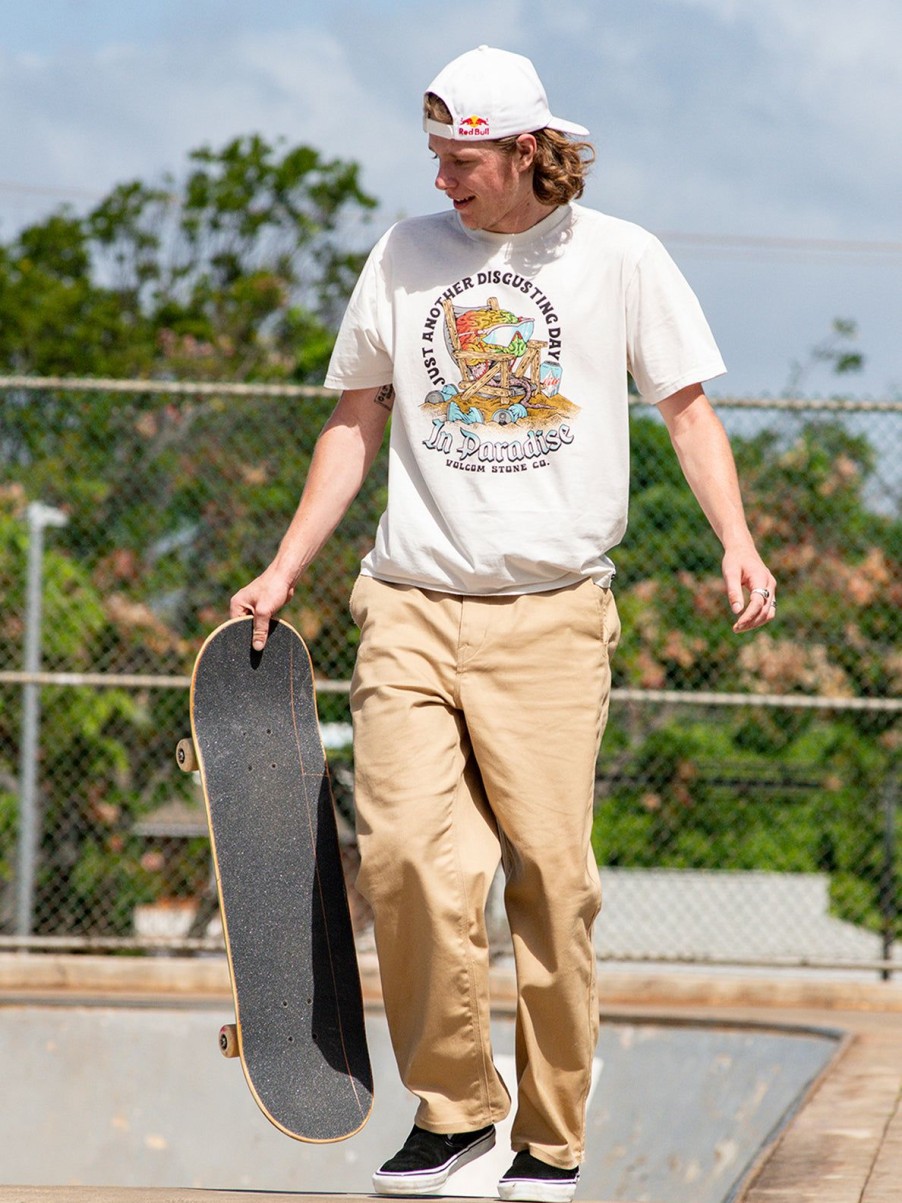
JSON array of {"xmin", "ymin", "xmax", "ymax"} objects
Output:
[{"xmin": 458, "ymin": 114, "xmax": 491, "ymax": 137}]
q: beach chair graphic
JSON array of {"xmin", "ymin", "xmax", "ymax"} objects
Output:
[{"xmin": 442, "ymin": 297, "xmax": 549, "ymax": 416}]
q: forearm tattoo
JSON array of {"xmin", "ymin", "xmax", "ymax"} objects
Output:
[{"xmin": 373, "ymin": 383, "xmax": 395, "ymax": 412}]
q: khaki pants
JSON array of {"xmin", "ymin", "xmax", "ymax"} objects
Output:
[{"xmin": 348, "ymin": 575, "xmax": 620, "ymax": 1169}]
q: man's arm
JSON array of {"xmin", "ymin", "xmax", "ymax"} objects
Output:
[
  {"xmin": 657, "ymin": 383, "xmax": 776, "ymax": 633},
  {"xmin": 230, "ymin": 384, "xmax": 393, "ymax": 649}
]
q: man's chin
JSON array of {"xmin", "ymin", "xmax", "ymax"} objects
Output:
[{"xmin": 457, "ymin": 210, "xmax": 485, "ymax": 230}]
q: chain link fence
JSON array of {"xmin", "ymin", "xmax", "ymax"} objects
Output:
[{"xmin": 0, "ymin": 378, "xmax": 899, "ymax": 972}]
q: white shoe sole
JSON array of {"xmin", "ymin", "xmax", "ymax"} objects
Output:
[
  {"xmin": 498, "ymin": 1175, "xmax": 579, "ymax": 1202},
  {"xmin": 372, "ymin": 1128, "xmax": 496, "ymax": 1195}
]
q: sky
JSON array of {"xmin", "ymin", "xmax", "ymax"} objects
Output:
[{"xmin": 0, "ymin": 0, "xmax": 899, "ymax": 399}]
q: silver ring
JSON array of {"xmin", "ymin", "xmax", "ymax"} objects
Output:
[{"xmin": 751, "ymin": 587, "xmax": 770, "ymax": 600}]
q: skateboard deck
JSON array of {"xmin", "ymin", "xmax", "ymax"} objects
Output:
[{"xmin": 183, "ymin": 616, "xmax": 373, "ymax": 1142}]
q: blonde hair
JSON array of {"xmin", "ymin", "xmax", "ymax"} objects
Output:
[{"xmin": 424, "ymin": 92, "xmax": 595, "ymax": 206}]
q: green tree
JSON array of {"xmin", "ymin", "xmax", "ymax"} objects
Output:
[
  {"xmin": 0, "ymin": 134, "xmax": 377, "ymax": 384},
  {"xmin": 786, "ymin": 317, "xmax": 865, "ymax": 394},
  {"xmin": 89, "ymin": 134, "xmax": 377, "ymax": 382},
  {"xmin": 0, "ymin": 212, "xmax": 156, "ymax": 376},
  {"xmin": 0, "ymin": 135, "xmax": 381, "ymax": 646}
]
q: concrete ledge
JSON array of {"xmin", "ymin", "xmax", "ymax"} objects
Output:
[
  {"xmin": 0, "ymin": 951, "xmax": 386, "ymax": 1006},
  {"xmin": 2, "ymin": 952, "xmax": 902, "ymax": 1014},
  {"xmin": 594, "ymin": 968, "xmax": 902, "ymax": 1013},
  {"xmin": 0, "ymin": 953, "xmax": 231, "ymax": 998}
]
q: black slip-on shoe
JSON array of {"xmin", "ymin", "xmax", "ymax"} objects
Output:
[
  {"xmin": 498, "ymin": 1150, "xmax": 580, "ymax": 1202},
  {"xmin": 372, "ymin": 1123, "xmax": 496, "ymax": 1195}
]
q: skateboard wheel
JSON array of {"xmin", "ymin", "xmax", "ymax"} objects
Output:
[
  {"xmin": 176, "ymin": 738, "xmax": 198, "ymax": 773},
  {"xmin": 219, "ymin": 1023, "xmax": 239, "ymax": 1058}
]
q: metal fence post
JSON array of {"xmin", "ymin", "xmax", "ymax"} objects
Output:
[
  {"xmin": 881, "ymin": 770, "xmax": 899, "ymax": 982},
  {"xmin": 15, "ymin": 501, "xmax": 68, "ymax": 938}
]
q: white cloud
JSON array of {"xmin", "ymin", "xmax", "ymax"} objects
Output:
[{"xmin": 658, "ymin": 0, "xmax": 902, "ymax": 232}]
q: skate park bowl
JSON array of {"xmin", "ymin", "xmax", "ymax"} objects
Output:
[{"xmin": 0, "ymin": 966, "xmax": 842, "ymax": 1203}]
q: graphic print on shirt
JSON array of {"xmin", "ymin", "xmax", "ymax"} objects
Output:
[{"xmin": 419, "ymin": 273, "xmax": 579, "ymax": 474}]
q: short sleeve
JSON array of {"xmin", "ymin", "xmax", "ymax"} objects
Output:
[
  {"xmin": 324, "ymin": 234, "xmax": 395, "ymax": 389},
  {"xmin": 625, "ymin": 237, "xmax": 726, "ymax": 403}
]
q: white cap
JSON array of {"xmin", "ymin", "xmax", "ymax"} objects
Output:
[{"xmin": 424, "ymin": 45, "xmax": 589, "ymax": 142}]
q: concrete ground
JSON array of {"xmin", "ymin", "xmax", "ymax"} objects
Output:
[{"xmin": 0, "ymin": 954, "xmax": 900, "ymax": 1203}]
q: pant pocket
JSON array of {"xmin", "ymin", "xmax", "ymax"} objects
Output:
[
  {"xmin": 348, "ymin": 573, "xmax": 369, "ymax": 628},
  {"xmin": 597, "ymin": 585, "xmax": 621, "ymax": 657}
]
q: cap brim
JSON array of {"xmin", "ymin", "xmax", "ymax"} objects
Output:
[
  {"xmin": 424, "ymin": 114, "xmax": 590, "ymax": 140},
  {"xmin": 547, "ymin": 116, "xmax": 590, "ymax": 137}
]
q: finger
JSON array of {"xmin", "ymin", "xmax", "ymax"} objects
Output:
[
  {"xmin": 249, "ymin": 610, "xmax": 273, "ymax": 651},
  {"xmin": 228, "ymin": 588, "xmax": 270, "ymax": 648},
  {"xmin": 724, "ymin": 571, "xmax": 745, "ymax": 617},
  {"xmin": 728, "ymin": 580, "xmax": 762, "ymax": 629},
  {"xmin": 734, "ymin": 592, "xmax": 776, "ymax": 632},
  {"xmin": 229, "ymin": 592, "xmax": 253, "ymax": 619},
  {"xmin": 732, "ymin": 602, "xmax": 756, "ymax": 633},
  {"xmin": 732, "ymin": 591, "xmax": 764, "ymax": 631}
]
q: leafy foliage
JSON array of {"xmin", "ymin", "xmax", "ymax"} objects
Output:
[
  {"xmin": 0, "ymin": 134, "xmax": 377, "ymax": 934},
  {"xmin": 0, "ymin": 133, "xmax": 376, "ymax": 384},
  {"xmin": 597, "ymin": 407, "xmax": 901, "ymax": 938}
]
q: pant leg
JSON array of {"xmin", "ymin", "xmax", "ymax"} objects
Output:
[
  {"xmin": 459, "ymin": 580, "xmax": 620, "ymax": 1168},
  {"xmin": 349, "ymin": 574, "xmax": 511, "ymax": 1131}
]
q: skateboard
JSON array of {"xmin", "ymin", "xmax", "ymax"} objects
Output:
[{"xmin": 176, "ymin": 616, "xmax": 373, "ymax": 1142}]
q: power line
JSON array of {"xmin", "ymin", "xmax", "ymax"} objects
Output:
[
  {"xmin": 657, "ymin": 230, "xmax": 902, "ymax": 258},
  {"xmin": 0, "ymin": 176, "xmax": 897, "ymax": 260},
  {"xmin": 0, "ymin": 178, "xmax": 102, "ymax": 201}
]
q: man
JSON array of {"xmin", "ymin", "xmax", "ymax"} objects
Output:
[{"xmin": 231, "ymin": 44, "xmax": 775, "ymax": 1203}]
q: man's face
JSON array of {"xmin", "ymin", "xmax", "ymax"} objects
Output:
[{"xmin": 428, "ymin": 134, "xmax": 537, "ymax": 234}]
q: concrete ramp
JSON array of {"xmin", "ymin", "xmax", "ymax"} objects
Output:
[{"xmin": 0, "ymin": 1000, "xmax": 838, "ymax": 1202}]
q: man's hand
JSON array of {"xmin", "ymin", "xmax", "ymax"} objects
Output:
[
  {"xmin": 723, "ymin": 544, "xmax": 777, "ymax": 633},
  {"xmin": 230, "ymin": 567, "xmax": 297, "ymax": 651}
]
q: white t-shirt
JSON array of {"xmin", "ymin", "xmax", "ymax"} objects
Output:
[{"xmin": 325, "ymin": 203, "xmax": 725, "ymax": 595}]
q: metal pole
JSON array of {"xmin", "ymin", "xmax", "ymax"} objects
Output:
[
  {"xmin": 881, "ymin": 772, "xmax": 898, "ymax": 982},
  {"xmin": 15, "ymin": 502, "xmax": 67, "ymax": 938}
]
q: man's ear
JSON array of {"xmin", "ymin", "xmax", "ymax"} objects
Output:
[{"xmin": 514, "ymin": 133, "xmax": 538, "ymax": 172}]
